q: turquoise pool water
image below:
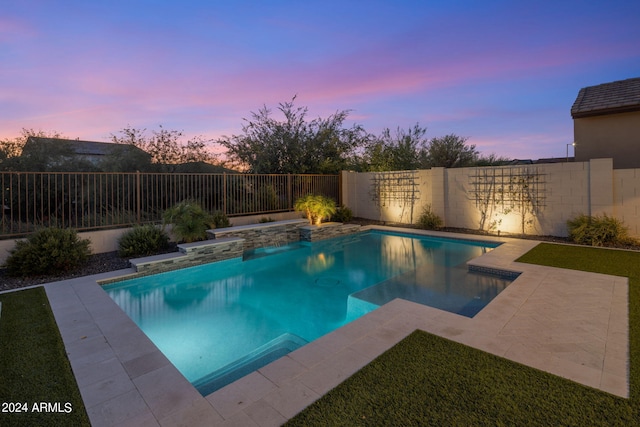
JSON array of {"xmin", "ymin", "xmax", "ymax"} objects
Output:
[{"xmin": 103, "ymin": 230, "xmax": 513, "ymax": 395}]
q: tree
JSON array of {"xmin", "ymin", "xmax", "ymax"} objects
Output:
[
  {"xmin": 217, "ymin": 97, "xmax": 369, "ymax": 174},
  {"xmin": 474, "ymin": 153, "xmax": 512, "ymax": 166},
  {"xmin": 360, "ymin": 124, "xmax": 428, "ymax": 171},
  {"xmin": 0, "ymin": 135, "xmax": 25, "ymax": 163},
  {"xmin": 423, "ymin": 134, "xmax": 478, "ymax": 168},
  {"xmin": 0, "ymin": 129, "xmax": 97, "ymax": 171},
  {"xmin": 110, "ymin": 125, "xmax": 214, "ymax": 171},
  {"xmin": 1, "ymin": 129, "xmax": 61, "ymax": 170},
  {"xmin": 96, "ymin": 143, "xmax": 156, "ymax": 172}
]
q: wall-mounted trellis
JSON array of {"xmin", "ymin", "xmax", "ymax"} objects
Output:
[
  {"xmin": 469, "ymin": 166, "xmax": 546, "ymax": 234},
  {"xmin": 369, "ymin": 171, "xmax": 420, "ymax": 222}
]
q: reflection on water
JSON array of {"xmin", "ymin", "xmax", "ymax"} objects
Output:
[
  {"xmin": 352, "ymin": 264, "xmax": 512, "ymax": 317},
  {"xmin": 303, "ymin": 252, "xmax": 335, "ymax": 274},
  {"xmin": 107, "ymin": 272, "xmax": 250, "ymax": 322}
]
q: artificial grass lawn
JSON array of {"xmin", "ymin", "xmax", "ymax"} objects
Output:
[
  {"xmin": 286, "ymin": 243, "xmax": 639, "ymax": 426},
  {"xmin": 0, "ymin": 287, "xmax": 90, "ymax": 427}
]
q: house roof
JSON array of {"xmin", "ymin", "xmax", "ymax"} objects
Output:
[
  {"xmin": 26, "ymin": 137, "xmax": 147, "ymax": 157},
  {"xmin": 571, "ymin": 77, "xmax": 640, "ymax": 119}
]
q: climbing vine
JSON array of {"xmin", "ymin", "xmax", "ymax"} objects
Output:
[
  {"xmin": 369, "ymin": 171, "xmax": 420, "ymax": 223},
  {"xmin": 470, "ymin": 166, "xmax": 546, "ymax": 234}
]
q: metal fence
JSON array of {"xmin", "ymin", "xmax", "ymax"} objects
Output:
[{"xmin": 0, "ymin": 172, "xmax": 340, "ymax": 238}]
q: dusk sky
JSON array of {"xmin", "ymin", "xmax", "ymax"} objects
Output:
[{"xmin": 2, "ymin": 0, "xmax": 639, "ymax": 160}]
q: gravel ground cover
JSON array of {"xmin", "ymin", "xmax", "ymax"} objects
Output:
[{"xmin": 0, "ymin": 251, "xmax": 131, "ymax": 292}]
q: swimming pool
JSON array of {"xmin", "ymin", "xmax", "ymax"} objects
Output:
[{"xmin": 103, "ymin": 230, "xmax": 514, "ymax": 395}]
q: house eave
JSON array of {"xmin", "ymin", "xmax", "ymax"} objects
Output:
[{"xmin": 571, "ymin": 105, "xmax": 640, "ymax": 119}]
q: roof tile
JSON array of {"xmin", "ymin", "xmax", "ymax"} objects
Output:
[{"xmin": 571, "ymin": 77, "xmax": 640, "ymax": 118}]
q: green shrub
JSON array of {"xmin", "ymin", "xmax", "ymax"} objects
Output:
[
  {"xmin": 567, "ymin": 214, "xmax": 630, "ymax": 246},
  {"xmin": 331, "ymin": 205, "xmax": 353, "ymax": 223},
  {"xmin": 294, "ymin": 194, "xmax": 337, "ymax": 225},
  {"xmin": 211, "ymin": 211, "xmax": 231, "ymax": 229},
  {"xmin": 4, "ymin": 227, "xmax": 91, "ymax": 277},
  {"xmin": 163, "ymin": 200, "xmax": 213, "ymax": 243},
  {"xmin": 417, "ymin": 205, "xmax": 443, "ymax": 230},
  {"xmin": 118, "ymin": 225, "xmax": 169, "ymax": 258}
]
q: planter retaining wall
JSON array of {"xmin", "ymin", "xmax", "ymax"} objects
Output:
[
  {"xmin": 207, "ymin": 219, "xmax": 308, "ymax": 251},
  {"xmin": 299, "ymin": 222, "xmax": 362, "ymax": 242},
  {"xmin": 129, "ymin": 237, "xmax": 244, "ymax": 276}
]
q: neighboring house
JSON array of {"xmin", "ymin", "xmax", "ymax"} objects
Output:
[
  {"xmin": 571, "ymin": 77, "xmax": 640, "ymax": 169},
  {"xmin": 23, "ymin": 137, "xmax": 150, "ymax": 167}
]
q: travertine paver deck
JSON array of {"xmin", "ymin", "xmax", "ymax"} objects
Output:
[{"xmin": 38, "ymin": 227, "xmax": 628, "ymax": 426}]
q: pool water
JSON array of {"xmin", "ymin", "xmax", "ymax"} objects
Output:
[{"xmin": 103, "ymin": 230, "xmax": 513, "ymax": 395}]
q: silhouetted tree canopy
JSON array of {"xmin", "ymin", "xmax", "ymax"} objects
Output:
[
  {"xmin": 2, "ymin": 114, "xmax": 510, "ymax": 174},
  {"xmin": 423, "ymin": 134, "xmax": 478, "ymax": 168},
  {"xmin": 217, "ymin": 97, "xmax": 370, "ymax": 174},
  {"xmin": 0, "ymin": 129, "xmax": 97, "ymax": 171},
  {"xmin": 359, "ymin": 124, "xmax": 428, "ymax": 171},
  {"xmin": 110, "ymin": 125, "xmax": 215, "ymax": 172}
]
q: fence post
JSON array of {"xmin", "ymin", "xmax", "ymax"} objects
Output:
[
  {"xmin": 223, "ymin": 172, "xmax": 227, "ymax": 214},
  {"xmin": 136, "ymin": 171, "xmax": 141, "ymax": 224},
  {"xmin": 338, "ymin": 172, "xmax": 343, "ymax": 206},
  {"xmin": 287, "ymin": 173, "xmax": 292, "ymax": 210},
  {"xmin": 430, "ymin": 168, "xmax": 446, "ymax": 226},
  {"xmin": 588, "ymin": 158, "xmax": 614, "ymax": 216}
]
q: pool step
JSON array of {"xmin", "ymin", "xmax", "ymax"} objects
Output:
[{"xmin": 192, "ymin": 333, "xmax": 308, "ymax": 396}]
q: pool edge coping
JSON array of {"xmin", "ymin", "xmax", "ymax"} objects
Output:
[{"xmin": 34, "ymin": 226, "xmax": 629, "ymax": 425}]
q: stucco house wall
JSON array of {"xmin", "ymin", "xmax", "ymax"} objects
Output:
[
  {"xmin": 571, "ymin": 77, "xmax": 640, "ymax": 169},
  {"xmin": 574, "ymin": 111, "xmax": 640, "ymax": 169}
]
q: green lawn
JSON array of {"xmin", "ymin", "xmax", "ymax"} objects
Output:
[
  {"xmin": 286, "ymin": 243, "xmax": 639, "ymax": 426},
  {"xmin": 0, "ymin": 287, "xmax": 90, "ymax": 427}
]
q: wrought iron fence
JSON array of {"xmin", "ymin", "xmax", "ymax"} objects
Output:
[{"xmin": 0, "ymin": 172, "xmax": 340, "ymax": 238}]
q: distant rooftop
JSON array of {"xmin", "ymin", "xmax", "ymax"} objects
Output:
[
  {"xmin": 25, "ymin": 137, "xmax": 148, "ymax": 157},
  {"xmin": 571, "ymin": 77, "xmax": 640, "ymax": 119},
  {"xmin": 68, "ymin": 139, "xmax": 121, "ymax": 156}
]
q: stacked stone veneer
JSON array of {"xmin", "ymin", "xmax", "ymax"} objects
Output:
[
  {"xmin": 107, "ymin": 220, "xmax": 364, "ymax": 282},
  {"xmin": 129, "ymin": 237, "xmax": 244, "ymax": 276},
  {"xmin": 207, "ymin": 219, "xmax": 309, "ymax": 251},
  {"xmin": 299, "ymin": 222, "xmax": 362, "ymax": 242}
]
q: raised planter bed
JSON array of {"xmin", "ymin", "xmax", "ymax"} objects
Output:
[
  {"xmin": 116, "ymin": 220, "xmax": 362, "ymax": 279},
  {"xmin": 299, "ymin": 222, "xmax": 362, "ymax": 242},
  {"xmin": 207, "ymin": 219, "xmax": 308, "ymax": 251},
  {"xmin": 129, "ymin": 237, "xmax": 244, "ymax": 275}
]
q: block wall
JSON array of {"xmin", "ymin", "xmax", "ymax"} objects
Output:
[
  {"xmin": 342, "ymin": 159, "xmax": 640, "ymax": 238},
  {"xmin": 613, "ymin": 168, "xmax": 640, "ymax": 237}
]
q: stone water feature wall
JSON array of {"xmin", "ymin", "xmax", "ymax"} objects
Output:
[
  {"xmin": 112, "ymin": 219, "xmax": 365, "ymax": 281},
  {"xmin": 207, "ymin": 219, "xmax": 309, "ymax": 251},
  {"xmin": 299, "ymin": 223, "xmax": 362, "ymax": 242},
  {"xmin": 128, "ymin": 237, "xmax": 245, "ymax": 276}
]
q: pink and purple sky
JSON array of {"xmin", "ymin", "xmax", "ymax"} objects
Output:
[{"xmin": 2, "ymin": 0, "xmax": 639, "ymax": 160}]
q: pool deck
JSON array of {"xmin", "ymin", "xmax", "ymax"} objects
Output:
[{"xmin": 39, "ymin": 226, "xmax": 628, "ymax": 426}]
